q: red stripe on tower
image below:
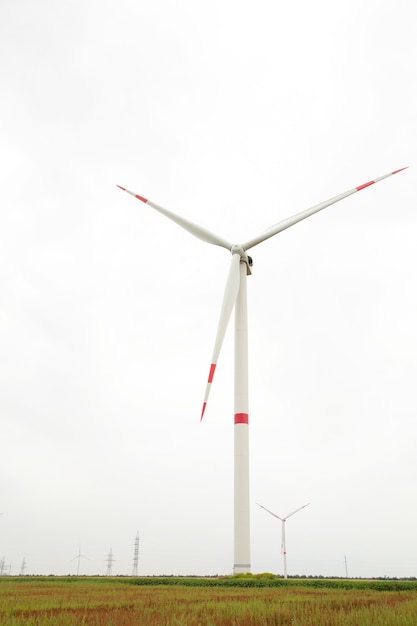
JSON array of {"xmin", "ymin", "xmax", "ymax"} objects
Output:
[
  {"xmin": 234, "ymin": 413, "xmax": 249, "ymax": 424},
  {"xmin": 356, "ymin": 180, "xmax": 375, "ymax": 191}
]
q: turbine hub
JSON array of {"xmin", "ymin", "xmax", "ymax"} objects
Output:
[{"xmin": 231, "ymin": 244, "xmax": 253, "ymax": 275}]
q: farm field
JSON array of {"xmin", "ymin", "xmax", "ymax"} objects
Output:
[{"xmin": 1, "ymin": 576, "xmax": 417, "ymax": 625}]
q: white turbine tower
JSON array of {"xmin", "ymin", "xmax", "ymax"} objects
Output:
[
  {"xmin": 118, "ymin": 167, "xmax": 407, "ymax": 574},
  {"xmin": 257, "ymin": 502, "xmax": 310, "ymax": 578}
]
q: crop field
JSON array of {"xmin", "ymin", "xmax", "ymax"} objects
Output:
[{"xmin": 1, "ymin": 576, "xmax": 417, "ymax": 625}]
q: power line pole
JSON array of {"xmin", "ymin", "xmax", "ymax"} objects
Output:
[
  {"xmin": 106, "ymin": 548, "xmax": 115, "ymax": 576},
  {"xmin": 19, "ymin": 557, "xmax": 27, "ymax": 576},
  {"xmin": 132, "ymin": 531, "xmax": 139, "ymax": 576}
]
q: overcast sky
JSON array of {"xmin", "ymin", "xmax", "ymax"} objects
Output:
[{"xmin": 1, "ymin": 0, "xmax": 416, "ymax": 578}]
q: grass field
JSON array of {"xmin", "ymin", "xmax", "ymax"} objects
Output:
[{"xmin": 1, "ymin": 576, "xmax": 417, "ymax": 625}]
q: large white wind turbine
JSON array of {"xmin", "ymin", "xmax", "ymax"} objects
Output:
[
  {"xmin": 257, "ymin": 502, "xmax": 310, "ymax": 578},
  {"xmin": 117, "ymin": 167, "xmax": 407, "ymax": 574}
]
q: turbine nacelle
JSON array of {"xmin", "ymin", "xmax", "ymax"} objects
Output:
[{"xmin": 230, "ymin": 244, "xmax": 253, "ymax": 275}]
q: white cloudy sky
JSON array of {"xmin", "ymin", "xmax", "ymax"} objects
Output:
[{"xmin": 1, "ymin": 0, "xmax": 416, "ymax": 578}]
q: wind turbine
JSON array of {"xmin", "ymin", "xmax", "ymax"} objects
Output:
[
  {"xmin": 117, "ymin": 167, "xmax": 407, "ymax": 574},
  {"xmin": 71, "ymin": 545, "xmax": 88, "ymax": 576},
  {"xmin": 257, "ymin": 501, "xmax": 310, "ymax": 578}
]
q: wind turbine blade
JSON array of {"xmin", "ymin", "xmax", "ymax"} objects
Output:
[
  {"xmin": 284, "ymin": 502, "xmax": 311, "ymax": 520},
  {"xmin": 256, "ymin": 502, "xmax": 284, "ymax": 521},
  {"xmin": 71, "ymin": 554, "xmax": 87, "ymax": 560},
  {"xmin": 117, "ymin": 185, "xmax": 233, "ymax": 251},
  {"xmin": 242, "ymin": 167, "xmax": 408, "ymax": 251},
  {"xmin": 201, "ymin": 254, "xmax": 241, "ymax": 420}
]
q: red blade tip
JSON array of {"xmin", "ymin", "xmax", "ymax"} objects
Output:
[
  {"xmin": 116, "ymin": 184, "xmax": 126, "ymax": 191},
  {"xmin": 356, "ymin": 180, "xmax": 375, "ymax": 191},
  {"xmin": 356, "ymin": 167, "xmax": 409, "ymax": 192}
]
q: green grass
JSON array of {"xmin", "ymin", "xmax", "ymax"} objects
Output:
[{"xmin": 1, "ymin": 576, "xmax": 417, "ymax": 625}]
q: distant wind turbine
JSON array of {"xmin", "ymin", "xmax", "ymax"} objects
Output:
[
  {"xmin": 257, "ymin": 502, "xmax": 310, "ymax": 578},
  {"xmin": 71, "ymin": 545, "xmax": 88, "ymax": 576},
  {"xmin": 117, "ymin": 167, "xmax": 407, "ymax": 574}
]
